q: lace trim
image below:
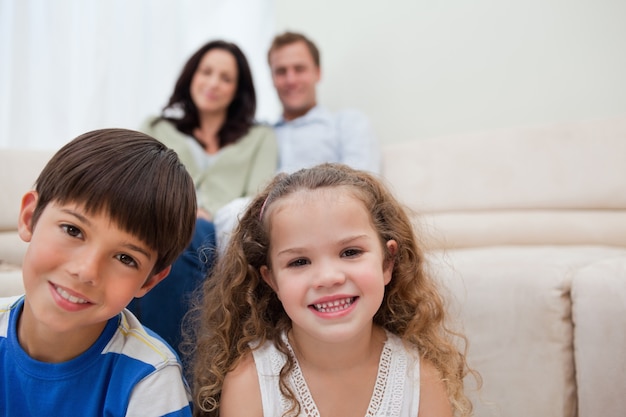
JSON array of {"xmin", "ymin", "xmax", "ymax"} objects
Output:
[{"xmin": 281, "ymin": 333, "xmax": 401, "ymax": 417}]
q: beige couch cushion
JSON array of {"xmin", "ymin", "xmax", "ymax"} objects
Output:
[
  {"xmin": 427, "ymin": 245, "xmax": 626, "ymax": 417},
  {"xmin": 417, "ymin": 210, "xmax": 626, "ymax": 249},
  {"xmin": 572, "ymin": 255, "xmax": 626, "ymax": 417},
  {"xmin": 382, "ymin": 116, "xmax": 626, "ymax": 249},
  {"xmin": 0, "ymin": 149, "xmax": 53, "ymax": 266}
]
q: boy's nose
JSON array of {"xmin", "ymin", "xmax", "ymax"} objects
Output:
[{"xmin": 71, "ymin": 250, "xmax": 101, "ymax": 285}]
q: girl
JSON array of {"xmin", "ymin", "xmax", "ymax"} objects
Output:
[{"xmin": 187, "ymin": 163, "xmax": 476, "ymax": 416}]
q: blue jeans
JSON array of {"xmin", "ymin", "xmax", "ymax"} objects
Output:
[{"xmin": 127, "ymin": 218, "xmax": 216, "ymax": 358}]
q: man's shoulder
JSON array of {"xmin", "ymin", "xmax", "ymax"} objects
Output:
[
  {"xmin": 333, "ymin": 107, "xmax": 372, "ymax": 124},
  {"xmin": 309, "ymin": 106, "xmax": 372, "ymax": 126}
]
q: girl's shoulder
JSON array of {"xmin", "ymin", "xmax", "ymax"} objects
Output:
[
  {"xmin": 417, "ymin": 358, "xmax": 454, "ymax": 417},
  {"xmin": 221, "ymin": 352, "xmax": 264, "ymax": 416}
]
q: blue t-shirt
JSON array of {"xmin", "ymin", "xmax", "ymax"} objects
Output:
[{"xmin": 0, "ymin": 296, "xmax": 192, "ymax": 417}]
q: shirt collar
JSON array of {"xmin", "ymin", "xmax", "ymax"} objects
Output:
[{"xmin": 274, "ymin": 105, "xmax": 326, "ymax": 127}]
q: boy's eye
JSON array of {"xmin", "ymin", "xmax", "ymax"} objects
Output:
[
  {"xmin": 342, "ymin": 248, "xmax": 362, "ymax": 258},
  {"xmin": 288, "ymin": 258, "xmax": 310, "ymax": 268},
  {"xmin": 61, "ymin": 224, "xmax": 83, "ymax": 238},
  {"xmin": 116, "ymin": 254, "xmax": 138, "ymax": 268}
]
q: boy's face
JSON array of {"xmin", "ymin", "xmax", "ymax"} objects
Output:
[{"xmin": 17, "ymin": 191, "xmax": 170, "ymax": 340}]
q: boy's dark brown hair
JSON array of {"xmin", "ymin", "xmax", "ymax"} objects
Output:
[
  {"xmin": 31, "ymin": 128, "xmax": 196, "ymax": 273},
  {"xmin": 267, "ymin": 31, "xmax": 321, "ymax": 68}
]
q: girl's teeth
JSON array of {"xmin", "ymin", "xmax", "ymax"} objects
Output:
[
  {"xmin": 55, "ymin": 286, "xmax": 88, "ymax": 304},
  {"xmin": 313, "ymin": 297, "xmax": 354, "ymax": 313}
]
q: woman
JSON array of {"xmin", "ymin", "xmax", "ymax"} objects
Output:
[{"xmin": 128, "ymin": 40, "xmax": 278, "ymax": 355}]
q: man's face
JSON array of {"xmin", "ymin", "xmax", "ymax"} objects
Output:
[{"xmin": 269, "ymin": 41, "xmax": 321, "ymax": 121}]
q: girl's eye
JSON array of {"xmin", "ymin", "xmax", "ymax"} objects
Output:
[
  {"xmin": 342, "ymin": 248, "xmax": 362, "ymax": 258},
  {"xmin": 116, "ymin": 254, "xmax": 138, "ymax": 268},
  {"xmin": 288, "ymin": 258, "xmax": 310, "ymax": 268},
  {"xmin": 61, "ymin": 224, "xmax": 83, "ymax": 238}
]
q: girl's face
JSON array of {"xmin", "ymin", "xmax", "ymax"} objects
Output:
[
  {"xmin": 190, "ymin": 48, "xmax": 238, "ymax": 116},
  {"xmin": 261, "ymin": 187, "xmax": 397, "ymax": 345}
]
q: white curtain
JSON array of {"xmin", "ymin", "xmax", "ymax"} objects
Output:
[{"xmin": 0, "ymin": 0, "xmax": 278, "ymax": 150}]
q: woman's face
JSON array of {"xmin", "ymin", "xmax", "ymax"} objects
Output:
[{"xmin": 190, "ymin": 48, "xmax": 238, "ymax": 116}]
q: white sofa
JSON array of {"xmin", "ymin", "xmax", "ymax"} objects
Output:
[
  {"xmin": 2, "ymin": 115, "xmax": 626, "ymax": 417},
  {"xmin": 0, "ymin": 149, "xmax": 55, "ymax": 295},
  {"xmin": 381, "ymin": 115, "xmax": 626, "ymax": 417}
]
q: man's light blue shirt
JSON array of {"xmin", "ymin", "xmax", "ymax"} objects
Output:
[{"xmin": 274, "ymin": 105, "xmax": 380, "ymax": 174}]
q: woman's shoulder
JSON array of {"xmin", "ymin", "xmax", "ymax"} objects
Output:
[
  {"xmin": 230, "ymin": 124, "xmax": 276, "ymax": 151},
  {"xmin": 140, "ymin": 116, "xmax": 176, "ymax": 135},
  {"xmin": 139, "ymin": 117, "xmax": 192, "ymax": 151},
  {"xmin": 246, "ymin": 123, "xmax": 275, "ymax": 139}
]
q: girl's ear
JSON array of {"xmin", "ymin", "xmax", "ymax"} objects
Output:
[
  {"xmin": 383, "ymin": 239, "xmax": 398, "ymax": 285},
  {"xmin": 260, "ymin": 265, "xmax": 277, "ymax": 292},
  {"xmin": 18, "ymin": 191, "xmax": 38, "ymax": 243}
]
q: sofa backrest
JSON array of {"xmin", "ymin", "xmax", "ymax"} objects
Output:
[
  {"xmin": 0, "ymin": 149, "xmax": 55, "ymax": 266},
  {"xmin": 381, "ymin": 115, "xmax": 626, "ymax": 249}
]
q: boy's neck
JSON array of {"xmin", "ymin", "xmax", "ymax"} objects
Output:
[{"xmin": 17, "ymin": 299, "xmax": 108, "ymax": 363}]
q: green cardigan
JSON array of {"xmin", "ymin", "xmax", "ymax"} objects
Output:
[{"xmin": 141, "ymin": 117, "xmax": 278, "ymax": 216}]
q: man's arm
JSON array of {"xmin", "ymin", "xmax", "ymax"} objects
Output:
[{"xmin": 336, "ymin": 109, "xmax": 381, "ymax": 174}]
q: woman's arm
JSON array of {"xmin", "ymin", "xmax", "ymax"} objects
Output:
[{"xmin": 245, "ymin": 126, "xmax": 279, "ymax": 197}]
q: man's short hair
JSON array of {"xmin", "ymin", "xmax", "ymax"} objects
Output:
[
  {"xmin": 32, "ymin": 128, "xmax": 196, "ymax": 273},
  {"xmin": 268, "ymin": 31, "xmax": 320, "ymax": 68}
]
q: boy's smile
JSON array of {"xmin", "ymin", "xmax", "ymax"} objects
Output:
[{"xmin": 16, "ymin": 192, "xmax": 169, "ymax": 361}]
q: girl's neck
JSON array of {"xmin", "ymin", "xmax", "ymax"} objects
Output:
[{"xmin": 288, "ymin": 325, "xmax": 387, "ymax": 372}]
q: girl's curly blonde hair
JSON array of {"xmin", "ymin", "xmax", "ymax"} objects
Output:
[{"xmin": 183, "ymin": 163, "xmax": 479, "ymax": 416}]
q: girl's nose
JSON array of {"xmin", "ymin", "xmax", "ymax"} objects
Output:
[{"xmin": 313, "ymin": 261, "xmax": 346, "ymax": 288}]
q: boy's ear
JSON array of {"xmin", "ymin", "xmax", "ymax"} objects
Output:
[
  {"xmin": 18, "ymin": 191, "xmax": 38, "ymax": 243},
  {"xmin": 135, "ymin": 266, "xmax": 172, "ymax": 298},
  {"xmin": 383, "ymin": 239, "xmax": 398, "ymax": 286}
]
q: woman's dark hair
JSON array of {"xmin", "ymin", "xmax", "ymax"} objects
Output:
[{"xmin": 157, "ymin": 40, "xmax": 256, "ymax": 148}]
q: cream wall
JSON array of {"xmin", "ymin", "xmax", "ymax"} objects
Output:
[{"xmin": 274, "ymin": 0, "xmax": 626, "ymax": 144}]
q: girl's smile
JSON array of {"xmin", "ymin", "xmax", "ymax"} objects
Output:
[{"xmin": 309, "ymin": 295, "xmax": 358, "ymax": 317}]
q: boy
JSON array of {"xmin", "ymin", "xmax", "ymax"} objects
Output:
[{"xmin": 0, "ymin": 129, "xmax": 196, "ymax": 416}]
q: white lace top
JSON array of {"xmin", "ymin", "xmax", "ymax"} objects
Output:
[{"xmin": 251, "ymin": 331, "xmax": 420, "ymax": 416}]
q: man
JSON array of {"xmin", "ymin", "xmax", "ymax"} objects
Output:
[
  {"xmin": 267, "ymin": 31, "xmax": 381, "ymax": 174},
  {"xmin": 214, "ymin": 32, "xmax": 382, "ymax": 249}
]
